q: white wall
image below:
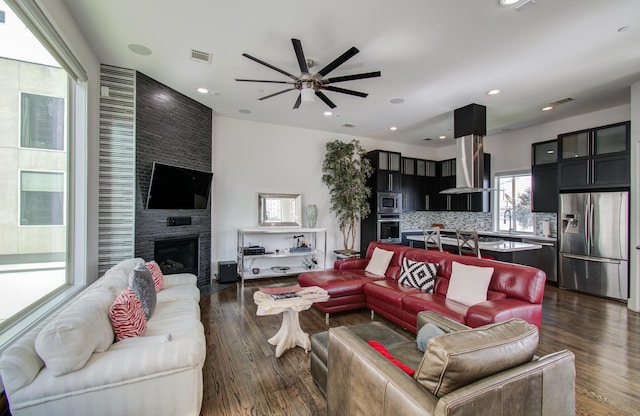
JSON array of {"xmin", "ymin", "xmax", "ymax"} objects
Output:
[{"xmin": 211, "ymin": 117, "xmax": 437, "ymax": 267}]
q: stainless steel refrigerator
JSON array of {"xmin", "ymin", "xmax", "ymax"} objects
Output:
[{"xmin": 559, "ymin": 191, "xmax": 629, "ymax": 301}]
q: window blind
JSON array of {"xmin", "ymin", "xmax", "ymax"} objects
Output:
[{"xmin": 4, "ymin": 0, "xmax": 88, "ymax": 82}]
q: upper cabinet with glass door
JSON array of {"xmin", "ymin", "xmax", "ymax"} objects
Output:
[{"xmin": 558, "ymin": 121, "xmax": 630, "ymax": 190}]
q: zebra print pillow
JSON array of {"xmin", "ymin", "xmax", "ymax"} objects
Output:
[{"xmin": 398, "ymin": 258, "xmax": 437, "ymax": 292}]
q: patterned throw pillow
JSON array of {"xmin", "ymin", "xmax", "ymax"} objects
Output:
[
  {"xmin": 398, "ymin": 258, "xmax": 437, "ymax": 292},
  {"xmin": 129, "ymin": 264, "xmax": 157, "ymax": 320},
  {"xmin": 109, "ymin": 287, "xmax": 147, "ymax": 341},
  {"xmin": 145, "ymin": 260, "xmax": 165, "ymax": 292}
]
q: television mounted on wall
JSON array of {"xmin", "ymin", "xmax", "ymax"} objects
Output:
[{"xmin": 146, "ymin": 162, "xmax": 213, "ymax": 209}]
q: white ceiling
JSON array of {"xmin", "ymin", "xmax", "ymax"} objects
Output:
[{"xmin": 60, "ymin": 0, "xmax": 640, "ymax": 148}]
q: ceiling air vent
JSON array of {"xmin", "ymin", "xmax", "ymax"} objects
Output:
[
  {"xmin": 190, "ymin": 49, "xmax": 212, "ymax": 64},
  {"xmin": 341, "ymin": 123, "xmax": 357, "ymax": 128},
  {"xmin": 550, "ymin": 97, "xmax": 574, "ymax": 106}
]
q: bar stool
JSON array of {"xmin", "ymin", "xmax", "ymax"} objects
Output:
[
  {"xmin": 455, "ymin": 230, "xmax": 495, "ymax": 260},
  {"xmin": 423, "ymin": 227, "xmax": 455, "ymax": 253}
]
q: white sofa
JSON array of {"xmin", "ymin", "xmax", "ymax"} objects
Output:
[{"xmin": 0, "ymin": 258, "xmax": 206, "ymax": 416}]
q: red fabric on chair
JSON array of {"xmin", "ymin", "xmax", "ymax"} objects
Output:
[{"xmin": 367, "ymin": 340, "xmax": 415, "ymax": 376}]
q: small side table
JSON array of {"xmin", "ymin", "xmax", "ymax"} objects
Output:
[{"xmin": 253, "ymin": 286, "xmax": 329, "ymax": 357}]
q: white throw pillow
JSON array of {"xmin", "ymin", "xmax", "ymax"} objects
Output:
[
  {"xmin": 365, "ymin": 247, "xmax": 394, "ymax": 276},
  {"xmin": 446, "ymin": 261, "xmax": 494, "ymax": 306},
  {"xmin": 35, "ymin": 286, "xmax": 116, "ymax": 376}
]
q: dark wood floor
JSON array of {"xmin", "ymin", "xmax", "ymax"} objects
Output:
[{"xmin": 200, "ymin": 278, "xmax": 640, "ymax": 416}]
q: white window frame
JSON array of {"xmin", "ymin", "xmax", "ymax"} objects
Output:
[
  {"xmin": 0, "ymin": 0, "xmax": 88, "ymax": 345},
  {"xmin": 493, "ymin": 170, "xmax": 535, "ymax": 234}
]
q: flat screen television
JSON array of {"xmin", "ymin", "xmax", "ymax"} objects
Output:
[{"xmin": 146, "ymin": 162, "xmax": 213, "ymax": 209}]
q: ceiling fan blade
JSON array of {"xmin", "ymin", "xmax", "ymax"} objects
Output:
[
  {"xmin": 323, "ymin": 85, "xmax": 368, "ymax": 98},
  {"xmin": 258, "ymin": 88, "xmax": 296, "ymax": 100},
  {"xmin": 317, "ymin": 46, "xmax": 359, "ymax": 77},
  {"xmin": 241, "ymin": 53, "xmax": 298, "ymax": 80},
  {"xmin": 235, "ymin": 79, "xmax": 292, "ymax": 84},
  {"xmin": 326, "ymin": 71, "xmax": 381, "ymax": 84},
  {"xmin": 315, "ymin": 91, "xmax": 336, "ymax": 109},
  {"xmin": 293, "ymin": 93, "xmax": 302, "ymax": 109},
  {"xmin": 292, "ymin": 39, "xmax": 309, "ymax": 73}
]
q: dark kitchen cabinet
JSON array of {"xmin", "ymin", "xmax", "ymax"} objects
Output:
[
  {"xmin": 367, "ymin": 150, "xmax": 402, "ymax": 192},
  {"xmin": 402, "ymin": 157, "xmax": 437, "ymax": 211},
  {"xmin": 558, "ymin": 121, "xmax": 630, "ymax": 190},
  {"xmin": 531, "ymin": 139, "xmax": 558, "ymax": 212}
]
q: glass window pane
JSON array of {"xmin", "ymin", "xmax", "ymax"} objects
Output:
[
  {"xmin": 1, "ymin": 3, "xmax": 69, "ymax": 329},
  {"xmin": 496, "ymin": 174, "xmax": 533, "ymax": 233},
  {"xmin": 594, "ymin": 124, "xmax": 627, "ymax": 155},
  {"xmin": 20, "ymin": 171, "xmax": 65, "ymax": 225},
  {"xmin": 533, "ymin": 141, "xmax": 557, "ymax": 165},
  {"xmin": 561, "ymin": 132, "xmax": 589, "ymax": 159},
  {"xmin": 20, "ymin": 93, "xmax": 65, "ymax": 150}
]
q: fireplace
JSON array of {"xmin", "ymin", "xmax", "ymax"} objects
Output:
[{"xmin": 154, "ymin": 236, "xmax": 199, "ymax": 276}]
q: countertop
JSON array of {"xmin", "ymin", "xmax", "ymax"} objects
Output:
[
  {"xmin": 405, "ymin": 235, "xmax": 543, "ymax": 253},
  {"xmin": 403, "ymin": 229, "xmax": 556, "ymax": 243}
]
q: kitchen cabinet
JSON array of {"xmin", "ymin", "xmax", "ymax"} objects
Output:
[
  {"xmin": 531, "ymin": 139, "xmax": 558, "ymax": 212},
  {"xmin": 402, "ymin": 157, "xmax": 437, "ymax": 211},
  {"xmin": 367, "ymin": 150, "xmax": 402, "ymax": 192},
  {"xmin": 558, "ymin": 121, "xmax": 630, "ymax": 190}
]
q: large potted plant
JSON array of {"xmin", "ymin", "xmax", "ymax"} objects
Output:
[{"xmin": 322, "ymin": 139, "xmax": 373, "ymax": 252}]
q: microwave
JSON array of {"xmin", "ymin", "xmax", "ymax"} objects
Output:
[{"xmin": 377, "ymin": 192, "xmax": 402, "ymax": 214}]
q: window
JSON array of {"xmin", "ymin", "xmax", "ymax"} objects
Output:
[
  {"xmin": 20, "ymin": 171, "xmax": 65, "ymax": 225},
  {"xmin": 0, "ymin": 0, "xmax": 85, "ymax": 333},
  {"xmin": 495, "ymin": 172, "xmax": 534, "ymax": 234},
  {"xmin": 20, "ymin": 93, "xmax": 65, "ymax": 150}
]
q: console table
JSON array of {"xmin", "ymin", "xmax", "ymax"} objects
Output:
[{"xmin": 237, "ymin": 228, "xmax": 327, "ymax": 284}]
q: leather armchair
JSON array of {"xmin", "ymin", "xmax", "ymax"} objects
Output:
[{"xmin": 326, "ymin": 311, "xmax": 575, "ymax": 416}]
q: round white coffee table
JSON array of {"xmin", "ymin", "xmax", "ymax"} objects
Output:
[{"xmin": 253, "ymin": 286, "xmax": 329, "ymax": 358}]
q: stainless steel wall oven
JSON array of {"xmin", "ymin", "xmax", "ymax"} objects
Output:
[{"xmin": 377, "ymin": 214, "xmax": 401, "ymax": 243}]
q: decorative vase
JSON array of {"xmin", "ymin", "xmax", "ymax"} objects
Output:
[{"xmin": 306, "ymin": 204, "xmax": 318, "ymax": 228}]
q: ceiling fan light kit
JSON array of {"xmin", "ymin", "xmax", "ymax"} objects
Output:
[{"xmin": 236, "ymin": 38, "xmax": 381, "ymax": 109}]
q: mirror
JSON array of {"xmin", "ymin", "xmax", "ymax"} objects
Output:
[{"xmin": 258, "ymin": 193, "xmax": 302, "ymax": 227}]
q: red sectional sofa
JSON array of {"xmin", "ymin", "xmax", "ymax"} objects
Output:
[{"xmin": 298, "ymin": 241, "xmax": 546, "ymax": 333}]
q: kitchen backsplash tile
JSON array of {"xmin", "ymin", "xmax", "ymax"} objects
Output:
[
  {"xmin": 402, "ymin": 211, "xmax": 557, "ymax": 238},
  {"xmin": 402, "ymin": 211, "xmax": 492, "ymax": 232}
]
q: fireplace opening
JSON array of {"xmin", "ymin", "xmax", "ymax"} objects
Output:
[{"xmin": 154, "ymin": 236, "xmax": 199, "ymax": 276}]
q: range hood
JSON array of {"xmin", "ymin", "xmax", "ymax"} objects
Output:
[{"xmin": 440, "ymin": 104, "xmax": 495, "ymax": 194}]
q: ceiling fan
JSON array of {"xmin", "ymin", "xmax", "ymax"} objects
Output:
[{"xmin": 235, "ymin": 38, "xmax": 381, "ymax": 109}]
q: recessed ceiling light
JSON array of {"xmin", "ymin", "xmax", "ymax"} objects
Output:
[
  {"xmin": 127, "ymin": 43, "xmax": 152, "ymax": 56},
  {"xmin": 546, "ymin": 150, "xmax": 555, "ymax": 154},
  {"xmin": 486, "ymin": 89, "xmax": 500, "ymax": 96},
  {"xmin": 389, "ymin": 126, "xmax": 398, "ymax": 131},
  {"xmin": 439, "ymin": 135, "xmax": 447, "ymax": 139},
  {"xmin": 196, "ymin": 87, "xmax": 209, "ymax": 94},
  {"xmin": 541, "ymin": 105, "xmax": 554, "ymax": 111},
  {"xmin": 239, "ymin": 109, "xmax": 252, "ymax": 114},
  {"xmin": 499, "ymin": 0, "xmax": 520, "ymax": 6},
  {"xmin": 390, "ymin": 98, "xmax": 405, "ymax": 104},
  {"xmin": 324, "ymin": 111, "xmax": 333, "ymax": 116}
]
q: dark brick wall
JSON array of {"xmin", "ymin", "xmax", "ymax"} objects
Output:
[{"xmin": 134, "ymin": 71, "xmax": 212, "ymax": 289}]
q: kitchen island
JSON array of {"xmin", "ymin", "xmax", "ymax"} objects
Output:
[{"xmin": 405, "ymin": 233, "xmax": 545, "ymax": 265}]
